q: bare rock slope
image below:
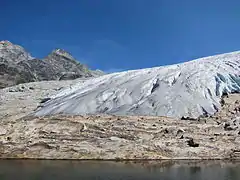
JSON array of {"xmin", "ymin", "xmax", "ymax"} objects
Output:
[
  {"xmin": 0, "ymin": 41, "xmax": 35, "ymax": 88},
  {"xmin": 35, "ymin": 51, "xmax": 240, "ymax": 118},
  {"xmin": 43, "ymin": 49, "xmax": 102, "ymax": 80}
]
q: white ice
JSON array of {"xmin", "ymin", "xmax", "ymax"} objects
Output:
[{"xmin": 35, "ymin": 51, "xmax": 240, "ymax": 118}]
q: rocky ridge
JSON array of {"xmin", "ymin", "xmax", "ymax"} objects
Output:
[{"xmin": 0, "ymin": 41, "xmax": 104, "ymax": 88}]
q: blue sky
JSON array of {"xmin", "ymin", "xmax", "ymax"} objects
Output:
[{"xmin": 1, "ymin": 0, "xmax": 240, "ymax": 72}]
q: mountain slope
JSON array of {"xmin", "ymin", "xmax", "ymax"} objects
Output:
[
  {"xmin": 17, "ymin": 59, "xmax": 58, "ymax": 81},
  {"xmin": 43, "ymin": 49, "xmax": 94, "ymax": 79},
  {"xmin": 0, "ymin": 41, "xmax": 104, "ymax": 88},
  {"xmin": 0, "ymin": 40, "xmax": 33, "ymax": 63},
  {"xmin": 35, "ymin": 51, "xmax": 240, "ymax": 118},
  {"xmin": 0, "ymin": 41, "xmax": 36, "ymax": 88}
]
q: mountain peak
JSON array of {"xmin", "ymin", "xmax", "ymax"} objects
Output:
[
  {"xmin": 51, "ymin": 48, "xmax": 74, "ymax": 60},
  {"xmin": 0, "ymin": 40, "xmax": 33, "ymax": 62},
  {"xmin": 43, "ymin": 48, "xmax": 97, "ymax": 79},
  {"xmin": 0, "ymin": 40, "xmax": 13, "ymax": 46},
  {"xmin": 0, "ymin": 40, "xmax": 20, "ymax": 50}
]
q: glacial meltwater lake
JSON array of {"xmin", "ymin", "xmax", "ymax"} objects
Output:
[{"xmin": 0, "ymin": 160, "xmax": 239, "ymax": 180}]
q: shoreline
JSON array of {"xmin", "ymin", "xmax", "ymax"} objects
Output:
[{"xmin": 0, "ymin": 158, "xmax": 239, "ymax": 161}]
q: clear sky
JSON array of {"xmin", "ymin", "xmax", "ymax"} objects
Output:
[{"xmin": 1, "ymin": 0, "xmax": 240, "ymax": 72}]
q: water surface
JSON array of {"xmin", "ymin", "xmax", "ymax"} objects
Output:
[{"xmin": 0, "ymin": 160, "xmax": 239, "ymax": 180}]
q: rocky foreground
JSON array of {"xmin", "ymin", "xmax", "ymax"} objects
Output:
[{"xmin": 0, "ymin": 82, "xmax": 240, "ymax": 160}]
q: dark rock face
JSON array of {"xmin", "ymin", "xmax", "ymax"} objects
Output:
[
  {"xmin": 0, "ymin": 63, "xmax": 36, "ymax": 88},
  {"xmin": 18, "ymin": 59, "xmax": 58, "ymax": 81},
  {"xmin": 59, "ymin": 72, "xmax": 83, "ymax": 81},
  {"xmin": 187, "ymin": 138, "xmax": 199, "ymax": 147},
  {"xmin": 0, "ymin": 41, "xmax": 104, "ymax": 88}
]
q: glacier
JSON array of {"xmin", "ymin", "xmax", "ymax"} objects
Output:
[{"xmin": 34, "ymin": 51, "xmax": 240, "ymax": 118}]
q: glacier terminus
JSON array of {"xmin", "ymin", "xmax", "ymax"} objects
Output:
[{"xmin": 35, "ymin": 51, "xmax": 240, "ymax": 118}]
